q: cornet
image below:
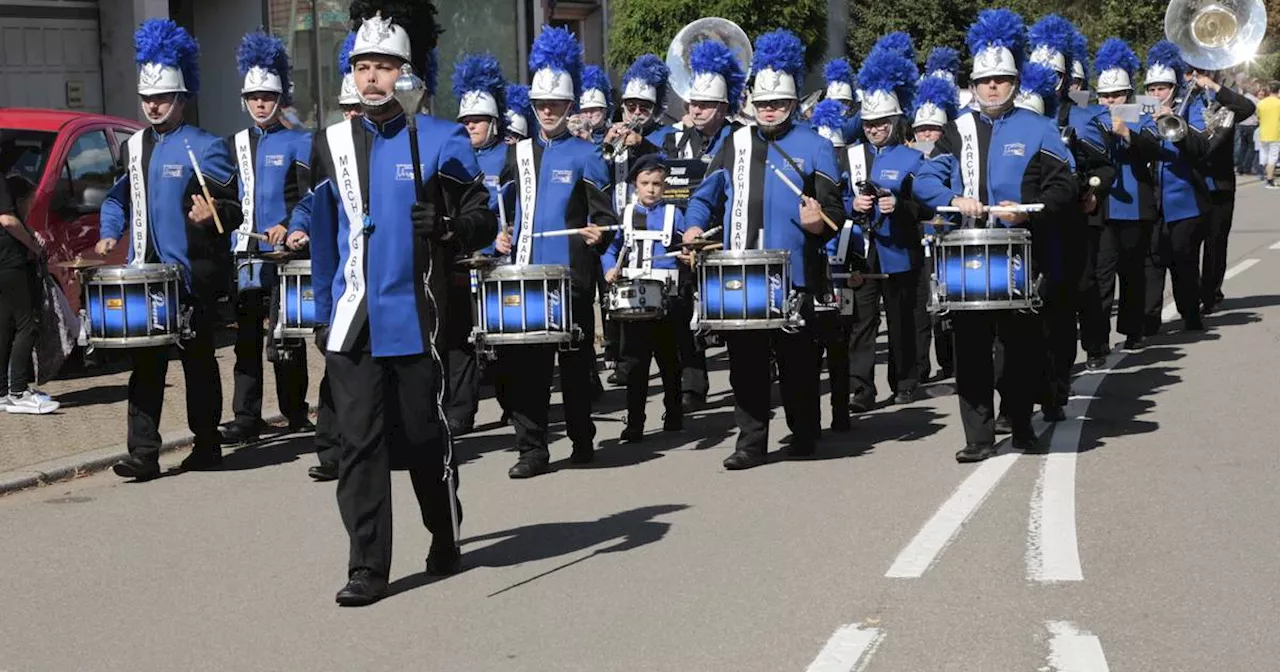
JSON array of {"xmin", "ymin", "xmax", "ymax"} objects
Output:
[{"xmin": 602, "ymin": 117, "xmax": 646, "ymax": 159}]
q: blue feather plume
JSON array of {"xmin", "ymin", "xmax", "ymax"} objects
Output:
[
  {"xmin": 912, "ymin": 74, "xmax": 959, "ymax": 121},
  {"xmin": 689, "ymin": 40, "xmax": 746, "ymax": 113},
  {"xmin": 134, "ymin": 18, "xmax": 200, "ymax": 95},
  {"xmin": 809, "ymin": 98, "xmax": 846, "ymax": 134},
  {"xmin": 337, "ymin": 31, "xmax": 356, "ymax": 75},
  {"xmin": 581, "ymin": 65, "xmax": 613, "ymax": 109},
  {"xmin": 872, "ymin": 32, "xmax": 916, "ymax": 62},
  {"xmin": 1028, "ymin": 15, "xmax": 1076, "ymax": 64},
  {"xmin": 424, "ymin": 47, "xmax": 439, "ymax": 97},
  {"xmin": 966, "ymin": 8, "xmax": 1026, "ymax": 71},
  {"xmin": 1146, "ymin": 39, "xmax": 1185, "ymax": 76},
  {"xmin": 451, "ymin": 52, "xmax": 507, "ymax": 108},
  {"xmin": 752, "ymin": 30, "xmax": 806, "ymax": 89},
  {"xmin": 1019, "ymin": 61, "xmax": 1060, "ymax": 116},
  {"xmin": 623, "ymin": 54, "xmax": 670, "ymax": 103},
  {"xmin": 1094, "ymin": 38, "xmax": 1139, "ymax": 78},
  {"xmin": 823, "ymin": 58, "xmax": 855, "ymax": 87},
  {"xmin": 236, "ymin": 31, "xmax": 291, "ymax": 105},
  {"xmin": 858, "ymin": 47, "xmax": 919, "ymax": 111},
  {"xmin": 505, "ymin": 83, "xmax": 530, "ymax": 117},
  {"xmin": 529, "ymin": 26, "xmax": 584, "ymax": 100},
  {"xmin": 1071, "ymin": 29, "xmax": 1090, "ymax": 80},
  {"xmin": 924, "ymin": 47, "xmax": 960, "ymax": 78}
]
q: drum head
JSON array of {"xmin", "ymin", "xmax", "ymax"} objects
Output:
[
  {"xmin": 482, "ymin": 264, "xmax": 570, "ymax": 281},
  {"xmin": 88, "ymin": 263, "xmax": 181, "ymax": 282},
  {"xmin": 700, "ymin": 249, "xmax": 791, "ymax": 266}
]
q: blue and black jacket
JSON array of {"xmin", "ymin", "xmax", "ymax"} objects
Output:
[
  {"xmin": 844, "ymin": 140, "xmax": 926, "ymax": 275},
  {"xmin": 228, "ymin": 122, "xmax": 312, "ymax": 255},
  {"xmin": 1103, "ymin": 112, "xmax": 1159, "ymax": 223}
]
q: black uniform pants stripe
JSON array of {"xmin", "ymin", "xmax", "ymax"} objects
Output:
[
  {"xmin": 497, "ymin": 293, "xmax": 598, "ymax": 461},
  {"xmin": 954, "ymin": 310, "xmax": 1042, "ymax": 446},
  {"xmin": 849, "ymin": 267, "xmax": 920, "ymax": 398},
  {"xmin": 231, "ymin": 288, "xmax": 309, "ymax": 427},
  {"xmin": 326, "ymin": 345, "xmax": 456, "ymax": 578},
  {"xmin": 1144, "ymin": 215, "xmax": 1205, "ymax": 330},
  {"xmin": 620, "ymin": 312, "xmax": 683, "ymax": 427},
  {"xmin": 1200, "ymin": 191, "xmax": 1234, "ymax": 308},
  {"xmin": 726, "ymin": 327, "xmax": 821, "ymax": 456},
  {"xmin": 127, "ymin": 303, "xmax": 221, "ymax": 460},
  {"xmin": 443, "ymin": 282, "xmax": 480, "ymax": 428}
]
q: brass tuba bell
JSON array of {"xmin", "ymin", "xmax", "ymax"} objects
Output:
[
  {"xmin": 1164, "ymin": 0, "xmax": 1267, "ymax": 70},
  {"xmin": 665, "ymin": 17, "xmax": 753, "ymax": 104}
]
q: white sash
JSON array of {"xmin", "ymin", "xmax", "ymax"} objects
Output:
[
  {"xmin": 612, "ymin": 150, "xmax": 630, "ymax": 214},
  {"xmin": 847, "ymin": 144, "xmax": 871, "ymax": 248},
  {"xmin": 126, "ymin": 130, "xmax": 148, "ymax": 266},
  {"xmin": 233, "ymin": 129, "xmax": 255, "ymax": 253},
  {"xmin": 514, "ymin": 139, "xmax": 537, "ymax": 266},
  {"xmin": 622, "ymin": 204, "xmax": 675, "ymax": 272},
  {"xmin": 955, "ymin": 112, "xmax": 981, "ymax": 227},
  {"xmin": 325, "ymin": 120, "xmax": 368, "ymax": 351},
  {"xmin": 833, "ymin": 219, "xmax": 857, "ymax": 264},
  {"xmin": 729, "ymin": 126, "xmax": 754, "ymax": 251},
  {"xmin": 673, "ymin": 123, "xmax": 693, "ymax": 159}
]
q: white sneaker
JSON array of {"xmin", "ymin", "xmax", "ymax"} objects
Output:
[{"xmin": 6, "ymin": 391, "xmax": 60, "ymax": 415}]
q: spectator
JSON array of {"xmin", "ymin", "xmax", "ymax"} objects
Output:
[
  {"xmin": 1236, "ymin": 80, "xmax": 1259, "ymax": 174},
  {"xmin": 1256, "ymin": 81, "xmax": 1280, "ymax": 188},
  {"xmin": 0, "ymin": 174, "xmax": 59, "ymax": 414}
]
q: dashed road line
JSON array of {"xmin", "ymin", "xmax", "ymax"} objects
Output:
[
  {"xmin": 1044, "ymin": 621, "xmax": 1110, "ymax": 671},
  {"xmin": 804, "ymin": 623, "xmax": 885, "ymax": 672}
]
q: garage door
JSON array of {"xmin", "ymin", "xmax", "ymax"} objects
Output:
[{"xmin": 0, "ymin": 1, "xmax": 103, "ymax": 112}]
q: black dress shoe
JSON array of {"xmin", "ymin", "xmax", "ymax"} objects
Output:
[
  {"xmin": 994, "ymin": 415, "xmax": 1013, "ymax": 435},
  {"xmin": 849, "ymin": 392, "xmax": 876, "ymax": 414},
  {"xmin": 220, "ymin": 422, "xmax": 260, "ymax": 445},
  {"xmin": 620, "ymin": 426, "xmax": 645, "ymax": 443},
  {"xmin": 681, "ymin": 392, "xmax": 704, "ymax": 412},
  {"xmin": 723, "ymin": 450, "xmax": 765, "ymax": 470},
  {"xmin": 288, "ymin": 418, "xmax": 316, "ymax": 433},
  {"xmin": 1085, "ymin": 355, "xmax": 1107, "ymax": 371},
  {"xmin": 936, "ymin": 366, "xmax": 954, "ymax": 380},
  {"xmin": 1201, "ymin": 302, "xmax": 1217, "ymax": 315},
  {"xmin": 508, "ymin": 459, "xmax": 550, "ymax": 479},
  {"xmin": 309, "ymin": 462, "xmax": 339, "ymax": 482},
  {"xmin": 335, "ymin": 569, "xmax": 387, "ymax": 607},
  {"xmin": 955, "ymin": 443, "xmax": 997, "ymax": 463},
  {"xmin": 1123, "ymin": 336, "xmax": 1144, "ymax": 351},
  {"xmin": 1012, "ymin": 429, "xmax": 1041, "ymax": 452},
  {"xmin": 894, "ymin": 387, "xmax": 917, "ymax": 405},
  {"xmin": 607, "ymin": 371, "xmax": 627, "ymax": 386},
  {"xmin": 831, "ymin": 412, "xmax": 851, "ymax": 433},
  {"xmin": 1184, "ymin": 317, "xmax": 1205, "ymax": 331},
  {"xmin": 662, "ymin": 413, "xmax": 683, "ymax": 432},
  {"xmin": 426, "ymin": 543, "xmax": 462, "ymax": 577},
  {"xmin": 1042, "ymin": 405, "xmax": 1066, "ymax": 422},
  {"xmin": 570, "ymin": 444, "xmax": 595, "ymax": 464},
  {"xmin": 786, "ymin": 438, "xmax": 817, "ymax": 458},
  {"xmin": 112, "ymin": 455, "xmax": 161, "ymax": 482},
  {"xmin": 179, "ymin": 449, "xmax": 222, "ymax": 471}
]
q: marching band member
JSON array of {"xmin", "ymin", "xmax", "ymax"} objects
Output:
[
  {"xmin": 221, "ymin": 31, "xmax": 314, "ymax": 446},
  {"xmin": 845, "ymin": 43, "xmax": 926, "ymax": 412},
  {"xmin": 683, "ymin": 29, "xmax": 845, "ymax": 469},
  {"xmin": 811, "ymin": 99, "xmax": 857, "ymax": 432},
  {"xmin": 577, "ymin": 65, "xmax": 613, "ymax": 148},
  {"xmin": 1141, "ymin": 41, "xmax": 1212, "ymax": 334},
  {"xmin": 822, "ymin": 58, "xmax": 861, "ymax": 145},
  {"xmin": 308, "ymin": 0, "xmax": 497, "ymax": 605},
  {"xmin": 504, "ymin": 83, "xmax": 532, "ymax": 143},
  {"xmin": 336, "ymin": 31, "xmax": 362, "ymax": 121},
  {"xmin": 600, "ymin": 55, "xmax": 669, "ymax": 388},
  {"xmin": 97, "ymin": 19, "xmax": 241, "ymax": 481},
  {"xmin": 1090, "ymin": 39, "xmax": 1159, "ymax": 353},
  {"xmin": 1023, "ymin": 15, "xmax": 1115, "ymax": 418},
  {"xmin": 602, "ymin": 154, "xmax": 688, "ymax": 440},
  {"xmin": 445, "ymin": 53, "xmax": 510, "ymax": 436},
  {"xmin": 659, "ymin": 39, "xmax": 747, "ymax": 411},
  {"xmin": 1069, "ymin": 30, "xmax": 1090, "ymax": 93},
  {"xmin": 491, "ymin": 26, "xmax": 617, "ymax": 478},
  {"xmin": 914, "ymin": 9, "xmax": 1078, "ymax": 463}
]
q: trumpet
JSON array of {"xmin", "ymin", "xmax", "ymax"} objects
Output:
[{"xmin": 602, "ymin": 117, "xmax": 646, "ymax": 159}]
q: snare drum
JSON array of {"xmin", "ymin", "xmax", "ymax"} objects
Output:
[
  {"xmin": 236, "ymin": 254, "xmax": 274, "ymax": 293},
  {"xmin": 82, "ymin": 263, "xmax": 182, "ymax": 348},
  {"xmin": 472, "ymin": 264, "xmax": 575, "ymax": 346},
  {"xmin": 277, "ymin": 260, "xmax": 316, "ymax": 338},
  {"xmin": 606, "ymin": 277, "xmax": 669, "ymax": 321},
  {"xmin": 929, "ymin": 228, "xmax": 1039, "ymax": 313},
  {"xmin": 696, "ymin": 250, "xmax": 791, "ymax": 330}
]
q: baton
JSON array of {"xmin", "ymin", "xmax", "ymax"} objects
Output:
[
  {"xmin": 184, "ymin": 139, "xmax": 225, "ymax": 234},
  {"xmin": 766, "ymin": 161, "xmax": 840, "ymax": 232},
  {"xmin": 936, "ymin": 203, "xmax": 1045, "ymax": 214},
  {"xmin": 531, "ymin": 225, "xmax": 623, "ymax": 238}
]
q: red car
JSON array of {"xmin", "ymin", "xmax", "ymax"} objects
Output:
[{"xmin": 0, "ymin": 108, "xmax": 144, "ymax": 312}]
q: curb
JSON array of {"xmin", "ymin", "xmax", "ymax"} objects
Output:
[{"xmin": 0, "ymin": 407, "xmax": 310, "ymax": 497}]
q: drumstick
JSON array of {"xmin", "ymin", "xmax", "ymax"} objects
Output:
[
  {"xmin": 531, "ymin": 225, "xmax": 623, "ymax": 238},
  {"xmin": 184, "ymin": 139, "xmax": 225, "ymax": 235},
  {"xmin": 766, "ymin": 161, "xmax": 840, "ymax": 232},
  {"xmin": 660, "ymin": 242, "xmax": 723, "ymax": 258},
  {"xmin": 935, "ymin": 204, "xmax": 1046, "ymax": 214}
]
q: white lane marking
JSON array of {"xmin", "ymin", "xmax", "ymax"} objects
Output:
[
  {"xmin": 1269, "ymin": 240, "xmax": 1280, "ymax": 250},
  {"xmin": 1044, "ymin": 621, "xmax": 1110, "ymax": 671},
  {"xmin": 1224, "ymin": 258, "xmax": 1259, "ymax": 280},
  {"xmin": 804, "ymin": 624, "xmax": 885, "ymax": 672},
  {"xmin": 886, "ymin": 452, "xmax": 1020, "ymax": 578}
]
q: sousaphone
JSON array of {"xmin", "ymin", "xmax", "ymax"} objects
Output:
[{"xmin": 665, "ymin": 18, "xmax": 753, "ymax": 104}]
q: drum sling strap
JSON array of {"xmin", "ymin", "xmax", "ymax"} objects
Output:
[
  {"xmin": 325, "ymin": 119, "xmax": 372, "ymax": 352},
  {"xmin": 126, "ymin": 130, "xmax": 150, "ymax": 267},
  {"xmin": 232, "ymin": 129, "xmax": 257, "ymax": 253},
  {"xmin": 955, "ymin": 112, "xmax": 984, "ymax": 228},
  {"xmin": 514, "ymin": 138, "xmax": 539, "ymax": 266}
]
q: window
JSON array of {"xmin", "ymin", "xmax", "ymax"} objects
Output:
[
  {"xmin": 0, "ymin": 129, "xmax": 57, "ymax": 187},
  {"xmin": 60, "ymin": 131, "xmax": 116, "ymax": 204}
]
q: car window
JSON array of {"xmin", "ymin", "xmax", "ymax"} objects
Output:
[
  {"xmin": 0, "ymin": 129, "xmax": 57, "ymax": 189},
  {"xmin": 59, "ymin": 130, "xmax": 116, "ymax": 203},
  {"xmin": 113, "ymin": 128, "xmax": 136, "ymax": 157}
]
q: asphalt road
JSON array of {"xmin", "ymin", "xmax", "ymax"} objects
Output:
[{"xmin": 1, "ymin": 183, "xmax": 1277, "ymax": 672}]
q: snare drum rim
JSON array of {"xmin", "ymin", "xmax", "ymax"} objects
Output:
[
  {"xmin": 88, "ymin": 334, "xmax": 181, "ymax": 348},
  {"xmin": 279, "ymin": 259, "xmax": 312, "ymax": 275},
  {"xmin": 86, "ymin": 263, "xmax": 181, "ymax": 283},
  {"xmin": 481, "ymin": 264, "xmax": 572, "ymax": 281},
  {"xmin": 933, "ymin": 228, "xmax": 1032, "ymax": 246},
  {"xmin": 699, "ymin": 249, "xmax": 792, "ymax": 266}
]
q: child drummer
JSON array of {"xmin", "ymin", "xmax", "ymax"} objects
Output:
[{"xmin": 602, "ymin": 154, "xmax": 688, "ymax": 442}]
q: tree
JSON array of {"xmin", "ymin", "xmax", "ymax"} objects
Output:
[
  {"xmin": 847, "ymin": 0, "xmax": 975, "ymax": 63},
  {"xmin": 606, "ymin": 0, "xmax": 828, "ymax": 73}
]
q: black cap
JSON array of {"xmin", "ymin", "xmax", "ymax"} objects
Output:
[{"xmin": 627, "ymin": 152, "xmax": 669, "ymax": 184}]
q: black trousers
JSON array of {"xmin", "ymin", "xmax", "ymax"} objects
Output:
[
  {"xmin": 0, "ymin": 266, "xmax": 39, "ymax": 396},
  {"xmin": 1145, "ymin": 215, "xmax": 1205, "ymax": 329},
  {"xmin": 326, "ymin": 344, "xmax": 458, "ymax": 579},
  {"xmin": 910, "ymin": 263, "xmax": 947, "ymax": 380},
  {"xmin": 815, "ymin": 310, "xmax": 851, "ymax": 415},
  {"xmin": 849, "ymin": 267, "xmax": 920, "ymax": 398},
  {"xmin": 620, "ymin": 311, "xmax": 683, "ymax": 427},
  {"xmin": 1200, "ymin": 191, "xmax": 1234, "ymax": 308},
  {"xmin": 231, "ymin": 288, "xmax": 309, "ymax": 427},
  {"xmin": 1082, "ymin": 219, "xmax": 1152, "ymax": 352},
  {"xmin": 443, "ymin": 282, "xmax": 480, "ymax": 428},
  {"xmin": 954, "ymin": 310, "xmax": 1042, "ymax": 446},
  {"xmin": 675, "ymin": 281, "xmax": 709, "ymax": 400},
  {"xmin": 127, "ymin": 303, "xmax": 222, "ymax": 461},
  {"xmin": 495, "ymin": 293, "xmax": 597, "ymax": 462},
  {"xmin": 725, "ymin": 324, "xmax": 822, "ymax": 456},
  {"xmin": 314, "ymin": 370, "xmax": 341, "ymax": 467}
]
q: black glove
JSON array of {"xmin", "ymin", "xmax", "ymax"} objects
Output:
[
  {"xmin": 411, "ymin": 201, "xmax": 450, "ymax": 240},
  {"xmin": 314, "ymin": 324, "xmax": 329, "ymax": 353}
]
